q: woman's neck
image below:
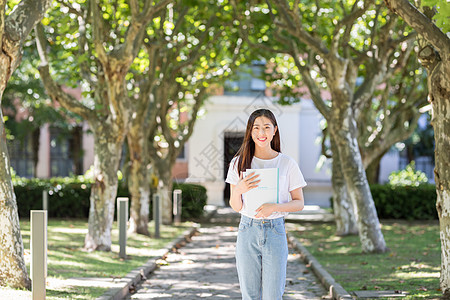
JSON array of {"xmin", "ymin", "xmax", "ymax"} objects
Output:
[{"xmin": 254, "ymin": 147, "xmax": 278, "ymax": 160}]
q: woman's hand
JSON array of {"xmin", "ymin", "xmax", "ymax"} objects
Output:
[
  {"xmin": 255, "ymin": 203, "xmax": 277, "ymax": 218},
  {"xmin": 234, "ymin": 172, "xmax": 260, "ymax": 195}
]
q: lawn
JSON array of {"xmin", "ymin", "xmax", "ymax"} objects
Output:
[
  {"xmin": 288, "ymin": 220, "xmax": 441, "ymax": 299},
  {"xmin": 2, "ymin": 219, "xmax": 192, "ymax": 300}
]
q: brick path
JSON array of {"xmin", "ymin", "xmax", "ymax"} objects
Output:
[{"xmin": 126, "ymin": 208, "xmax": 329, "ymax": 299}]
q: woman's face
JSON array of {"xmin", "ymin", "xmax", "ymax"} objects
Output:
[{"xmin": 251, "ymin": 116, "xmax": 277, "ymax": 148}]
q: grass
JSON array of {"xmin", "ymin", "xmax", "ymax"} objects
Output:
[
  {"xmin": 5, "ymin": 219, "xmax": 192, "ymax": 299},
  {"xmin": 288, "ymin": 220, "xmax": 442, "ymax": 299}
]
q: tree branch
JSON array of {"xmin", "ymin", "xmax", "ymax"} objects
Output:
[
  {"xmin": 35, "ymin": 24, "xmax": 94, "ymax": 120},
  {"xmin": 3, "ymin": 0, "xmax": 52, "ymax": 73},
  {"xmin": 89, "ymin": 0, "xmax": 108, "ymax": 65},
  {"xmin": 384, "ymin": 0, "xmax": 450, "ymax": 53},
  {"xmin": 129, "ymin": 0, "xmax": 139, "ymax": 18},
  {"xmin": 275, "ymin": 0, "xmax": 329, "ymax": 56},
  {"xmin": 0, "ymin": 0, "xmax": 6, "ymax": 54},
  {"xmin": 55, "ymin": 0, "xmax": 83, "ymax": 17},
  {"xmin": 77, "ymin": 8, "xmax": 97, "ymax": 85},
  {"xmin": 139, "ymin": 0, "xmax": 173, "ymax": 23},
  {"xmin": 290, "ymin": 42, "xmax": 331, "ymax": 119}
]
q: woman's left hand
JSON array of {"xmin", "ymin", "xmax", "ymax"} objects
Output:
[{"xmin": 255, "ymin": 203, "xmax": 277, "ymax": 218}]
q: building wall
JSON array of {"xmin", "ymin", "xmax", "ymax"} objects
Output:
[
  {"xmin": 186, "ymin": 95, "xmax": 328, "ymax": 206},
  {"xmin": 36, "ymin": 124, "xmax": 50, "ymax": 177},
  {"xmin": 82, "ymin": 122, "xmax": 95, "ymax": 173}
]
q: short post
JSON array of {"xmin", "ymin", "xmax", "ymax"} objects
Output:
[
  {"xmin": 117, "ymin": 197, "xmax": 128, "ymax": 259},
  {"xmin": 31, "ymin": 210, "xmax": 47, "ymax": 300},
  {"xmin": 173, "ymin": 189, "xmax": 182, "ymax": 225},
  {"xmin": 42, "ymin": 190, "xmax": 48, "ymax": 211},
  {"xmin": 153, "ymin": 193, "xmax": 161, "ymax": 238}
]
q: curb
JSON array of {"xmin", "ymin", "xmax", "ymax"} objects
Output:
[
  {"xmin": 287, "ymin": 233, "xmax": 354, "ymax": 300},
  {"xmin": 96, "ymin": 207, "xmax": 218, "ymax": 300}
]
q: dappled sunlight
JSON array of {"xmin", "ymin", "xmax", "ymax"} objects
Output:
[
  {"xmin": 16, "ymin": 218, "xmax": 190, "ymax": 299},
  {"xmin": 49, "ymin": 227, "xmax": 88, "ymax": 234},
  {"xmin": 394, "ymin": 271, "xmax": 440, "ymax": 279},
  {"xmin": 48, "ymin": 259, "xmax": 87, "ymax": 269},
  {"xmin": 289, "ymin": 220, "xmax": 441, "ymax": 298}
]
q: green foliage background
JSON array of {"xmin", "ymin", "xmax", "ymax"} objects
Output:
[{"xmin": 13, "ymin": 177, "xmax": 207, "ymax": 220}]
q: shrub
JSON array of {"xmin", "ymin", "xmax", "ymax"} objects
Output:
[
  {"xmin": 371, "ymin": 184, "xmax": 437, "ymax": 220},
  {"xmin": 173, "ymin": 182, "xmax": 208, "ymax": 220},
  {"xmin": 13, "ymin": 177, "xmax": 207, "ymax": 220},
  {"xmin": 388, "ymin": 161, "xmax": 428, "ymax": 186},
  {"xmin": 13, "ymin": 176, "xmax": 93, "ymax": 219}
]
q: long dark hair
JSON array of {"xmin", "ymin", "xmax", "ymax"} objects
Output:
[{"xmin": 233, "ymin": 109, "xmax": 281, "ymax": 174}]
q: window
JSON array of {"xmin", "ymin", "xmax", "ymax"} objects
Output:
[
  {"xmin": 50, "ymin": 127, "xmax": 83, "ymax": 177},
  {"xmin": 9, "ymin": 136, "xmax": 35, "ymax": 177},
  {"xmin": 224, "ymin": 60, "xmax": 266, "ymax": 96}
]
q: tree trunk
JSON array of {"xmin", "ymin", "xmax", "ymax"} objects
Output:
[
  {"xmin": 157, "ymin": 165, "xmax": 173, "ymax": 225},
  {"xmin": 0, "ymin": 0, "xmax": 52, "ymax": 288},
  {"xmin": 0, "ymin": 105, "xmax": 30, "ymax": 289},
  {"xmin": 331, "ymin": 140, "xmax": 358, "ymax": 236},
  {"xmin": 430, "ymin": 56, "xmax": 450, "ymax": 298},
  {"xmin": 366, "ymin": 154, "xmax": 383, "ymax": 185},
  {"xmin": 330, "ymin": 104, "xmax": 387, "ymax": 253},
  {"xmin": 84, "ymin": 120, "xmax": 123, "ymax": 251},
  {"xmin": 127, "ymin": 129, "xmax": 150, "ymax": 235}
]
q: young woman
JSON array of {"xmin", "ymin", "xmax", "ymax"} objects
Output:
[{"xmin": 225, "ymin": 109, "xmax": 307, "ymax": 300}]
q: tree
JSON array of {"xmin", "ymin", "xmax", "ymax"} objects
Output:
[
  {"xmin": 385, "ymin": 0, "xmax": 450, "ymax": 295},
  {"xmin": 126, "ymin": 1, "xmax": 241, "ymax": 226},
  {"xmin": 36, "ymin": 0, "xmax": 171, "ymax": 251},
  {"xmin": 319, "ymin": 51, "xmax": 427, "ymax": 234},
  {"xmin": 0, "ymin": 0, "xmax": 52, "ymax": 288},
  {"xmin": 3, "ymin": 44, "xmax": 83, "ymax": 177},
  {"xmin": 234, "ymin": 0, "xmax": 423, "ymax": 252}
]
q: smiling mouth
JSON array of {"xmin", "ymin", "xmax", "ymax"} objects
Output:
[{"xmin": 258, "ymin": 137, "xmax": 267, "ymax": 142}]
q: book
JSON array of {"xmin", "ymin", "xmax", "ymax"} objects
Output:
[{"xmin": 243, "ymin": 168, "xmax": 279, "ymax": 216}]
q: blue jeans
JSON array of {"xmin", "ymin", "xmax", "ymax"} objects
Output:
[{"xmin": 235, "ymin": 215, "xmax": 288, "ymax": 300}]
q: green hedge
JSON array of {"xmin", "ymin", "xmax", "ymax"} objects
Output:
[
  {"xmin": 14, "ymin": 177, "xmax": 207, "ymax": 220},
  {"xmin": 173, "ymin": 182, "xmax": 208, "ymax": 220},
  {"xmin": 371, "ymin": 184, "xmax": 437, "ymax": 220}
]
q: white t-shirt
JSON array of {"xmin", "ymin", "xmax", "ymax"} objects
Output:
[{"xmin": 225, "ymin": 153, "xmax": 307, "ymax": 219}]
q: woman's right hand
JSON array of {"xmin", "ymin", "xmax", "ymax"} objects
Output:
[{"xmin": 234, "ymin": 171, "xmax": 260, "ymax": 195}]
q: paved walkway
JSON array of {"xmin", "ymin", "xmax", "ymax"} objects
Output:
[{"xmin": 126, "ymin": 208, "xmax": 329, "ymax": 299}]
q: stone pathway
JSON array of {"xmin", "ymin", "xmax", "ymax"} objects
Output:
[{"xmin": 126, "ymin": 209, "xmax": 329, "ymax": 299}]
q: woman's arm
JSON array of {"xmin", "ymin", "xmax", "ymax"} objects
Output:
[
  {"xmin": 254, "ymin": 187, "xmax": 304, "ymax": 218},
  {"xmin": 229, "ymin": 172, "xmax": 260, "ymax": 213}
]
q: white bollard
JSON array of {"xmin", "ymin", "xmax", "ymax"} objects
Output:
[
  {"xmin": 173, "ymin": 189, "xmax": 182, "ymax": 225},
  {"xmin": 153, "ymin": 193, "xmax": 161, "ymax": 238},
  {"xmin": 117, "ymin": 197, "xmax": 129, "ymax": 259},
  {"xmin": 31, "ymin": 210, "xmax": 47, "ymax": 300},
  {"xmin": 42, "ymin": 190, "xmax": 48, "ymax": 211}
]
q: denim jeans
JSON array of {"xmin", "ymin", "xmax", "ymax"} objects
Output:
[{"xmin": 235, "ymin": 214, "xmax": 288, "ymax": 300}]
